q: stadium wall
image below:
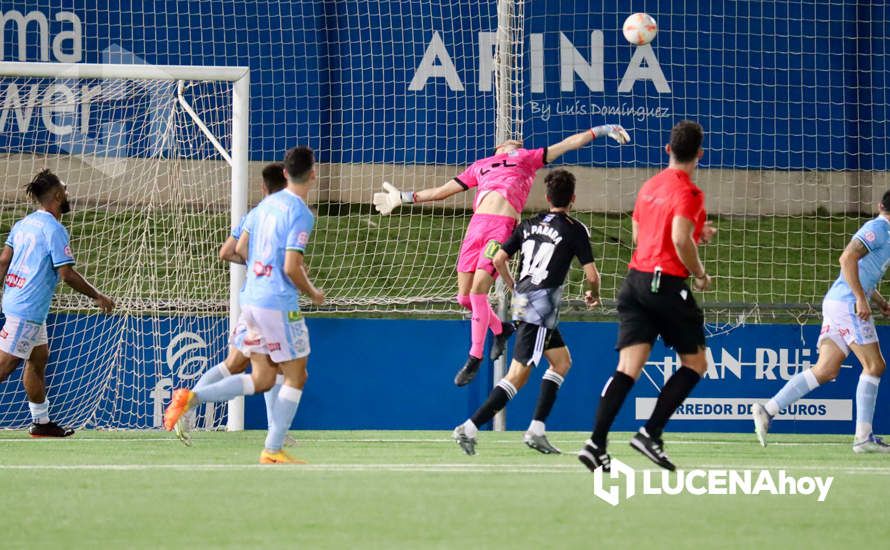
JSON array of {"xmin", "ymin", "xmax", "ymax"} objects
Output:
[
  {"xmin": 0, "ymin": 315, "xmax": 885, "ymax": 435},
  {"xmin": 1, "ymin": 158, "xmax": 886, "ymax": 215}
]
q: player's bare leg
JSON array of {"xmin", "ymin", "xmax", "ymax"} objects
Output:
[
  {"xmin": 0, "ymin": 351, "xmax": 20, "ymax": 385},
  {"xmin": 525, "ymin": 346, "xmax": 571, "ymax": 454},
  {"xmin": 23, "ymin": 345, "xmax": 73, "ymax": 437}
]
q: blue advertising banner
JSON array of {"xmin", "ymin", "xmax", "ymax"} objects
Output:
[
  {"xmin": 0, "ymin": 1, "xmax": 885, "ymax": 169},
  {"xmin": 2, "ymin": 315, "xmax": 885, "ymax": 435}
]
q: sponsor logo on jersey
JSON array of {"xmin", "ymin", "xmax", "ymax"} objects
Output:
[
  {"xmin": 63, "ymin": 245, "xmax": 73, "ymax": 258},
  {"xmin": 253, "ymin": 261, "xmax": 273, "ymax": 277},
  {"xmin": 865, "ymin": 230, "xmax": 876, "ymax": 242},
  {"xmin": 268, "ymin": 342, "xmax": 281, "ymax": 352},
  {"xmin": 4, "ymin": 273, "xmax": 26, "ymax": 288},
  {"xmin": 297, "ymin": 231, "xmax": 310, "ymax": 247}
]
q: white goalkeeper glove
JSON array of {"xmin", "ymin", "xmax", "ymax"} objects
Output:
[
  {"xmin": 591, "ymin": 124, "xmax": 631, "ymax": 145},
  {"xmin": 373, "ymin": 182, "xmax": 415, "ymax": 215}
]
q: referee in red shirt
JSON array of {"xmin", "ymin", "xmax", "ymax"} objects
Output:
[{"xmin": 578, "ymin": 120, "xmax": 716, "ymax": 472}]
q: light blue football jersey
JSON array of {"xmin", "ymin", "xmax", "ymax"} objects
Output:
[
  {"xmin": 824, "ymin": 216, "xmax": 890, "ymax": 302},
  {"xmin": 2, "ymin": 211, "xmax": 75, "ymax": 323},
  {"xmin": 239, "ymin": 189, "xmax": 314, "ymax": 311}
]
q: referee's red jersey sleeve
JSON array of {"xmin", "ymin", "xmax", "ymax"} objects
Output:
[{"xmin": 674, "ymin": 187, "xmax": 704, "ymax": 222}]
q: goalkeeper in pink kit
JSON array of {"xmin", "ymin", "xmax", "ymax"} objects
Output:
[{"xmin": 373, "ymin": 125, "xmax": 630, "ymax": 385}]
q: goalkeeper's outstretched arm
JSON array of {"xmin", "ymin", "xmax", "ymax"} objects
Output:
[
  {"xmin": 373, "ymin": 179, "xmax": 465, "ymax": 215},
  {"xmin": 545, "ymin": 124, "xmax": 631, "ymax": 164}
]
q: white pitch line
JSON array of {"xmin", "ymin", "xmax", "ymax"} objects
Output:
[
  {"xmin": 2, "ymin": 463, "xmax": 890, "ymax": 475},
  {"xmin": 0, "ymin": 437, "xmax": 852, "ymax": 447}
]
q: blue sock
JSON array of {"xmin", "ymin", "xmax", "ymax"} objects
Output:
[
  {"xmin": 193, "ymin": 363, "xmax": 231, "ymax": 391},
  {"xmin": 855, "ymin": 373, "xmax": 881, "ymax": 440},
  {"xmin": 264, "ymin": 375, "xmax": 284, "ymax": 430},
  {"xmin": 264, "ymin": 385, "xmax": 302, "ymax": 451},
  {"xmin": 194, "ymin": 374, "xmax": 254, "ymax": 404},
  {"xmin": 766, "ymin": 369, "xmax": 820, "ymax": 416}
]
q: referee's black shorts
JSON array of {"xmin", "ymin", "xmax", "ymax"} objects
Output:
[
  {"xmin": 615, "ymin": 269, "xmax": 705, "ymax": 354},
  {"xmin": 513, "ymin": 322, "xmax": 566, "ymax": 367}
]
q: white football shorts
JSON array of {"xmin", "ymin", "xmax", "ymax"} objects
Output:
[
  {"xmin": 818, "ymin": 298, "xmax": 878, "ymax": 356},
  {"xmin": 229, "ymin": 319, "xmax": 249, "ymax": 357},
  {"xmin": 0, "ymin": 314, "xmax": 48, "ymax": 359},
  {"xmin": 233, "ymin": 305, "xmax": 310, "ymax": 363}
]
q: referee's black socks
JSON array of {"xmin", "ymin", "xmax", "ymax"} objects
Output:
[
  {"xmin": 643, "ymin": 366, "xmax": 701, "ymax": 440},
  {"xmin": 591, "ymin": 371, "xmax": 636, "ymax": 448}
]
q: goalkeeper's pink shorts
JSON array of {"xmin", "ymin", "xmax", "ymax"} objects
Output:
[{"xmin": 456, "ymin": 213, "xmax": 517, "ymax": 275}]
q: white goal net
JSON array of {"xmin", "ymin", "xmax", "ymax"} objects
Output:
[{"xmin": 0, "ymin": 64, "xmax": 248, "ymax": 429}]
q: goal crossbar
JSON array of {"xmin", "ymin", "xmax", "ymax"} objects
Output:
[{"xmin": 0, "ymin": 62, "xmax": 248, "ymax": 82}]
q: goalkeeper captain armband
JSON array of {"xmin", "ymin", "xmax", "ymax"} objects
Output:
[{"xmin": 401, "ymin": 191, "xmax": 416, "ymax": 204}]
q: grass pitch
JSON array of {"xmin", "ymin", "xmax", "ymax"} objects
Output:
[{"xmin": 2, "ymin": 430, "xmax": 888, "ymax": 549}]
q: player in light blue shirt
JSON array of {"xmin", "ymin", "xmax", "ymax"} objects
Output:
[
  {"xmin": 754, "ymin": 191, "xmax": 890, "ymax": 453},
  {"xmin": 237, "ymin": 186, "xmax": 315, "ymax": 311},
  {"xmin": 824, "ymin": 215, "xmax": 890, "ymax": 303},
  {"xmin": 173, "ymin": 162, "xmax": 296, "ymax": 446},
  {"xmin": 0, "ymin": 169, "xmax": 115, "ymax": 437},
  {"xmin": 164, "ymin": 147, "xmax": 324, "ymax": 464}
]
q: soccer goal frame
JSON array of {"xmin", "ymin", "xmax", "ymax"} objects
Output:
[{"xmin": 0, "ymin": 61, "xmax": 250, "ymax": 431}]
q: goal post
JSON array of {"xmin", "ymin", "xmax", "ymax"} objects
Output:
[
  {"xmin": 492, "ymin": 0, "xmax": 524, "ymax": 431},
  {"xmin": 0, "ymin": 61, "xmax": 249, "ymax": 431}
]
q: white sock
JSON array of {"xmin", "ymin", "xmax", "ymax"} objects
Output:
[
  {"xmin": 462, "ymin": 419, "xmax": 478, "ymax": 438},
  {"xmin": 193, "ymin": 362, "xmax": 233, "ymax": 391},
  {"xmin": 765, "ymin": 369, "xmax": 820, "ymax": 416},
  {"xmin": 264, "ymin": 374, "xmax": 285, "ymax": 431},
  {"xmin": 264, "ymin": 385, "xmax": 303, "ymax": 451},
  {"xmin": 855, "ymin": 373, "xmax": 881, "ymax": 441},
  {"xmin": 528, "ymin": 420, "xmax": 546, "ymax": 436},
  {"xmin": 28, "ymin": 400, "xmax": 50, "ymax": 424}
]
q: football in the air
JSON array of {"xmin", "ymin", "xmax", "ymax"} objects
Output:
[{"xmin": 622, "ymin": 13, "xmax": 658, "ymax": 45}]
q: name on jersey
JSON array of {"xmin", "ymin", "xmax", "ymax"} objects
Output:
[
  {"xmin": 4, "ymin": 273, "xmax": 26, "ymax": 288},
  {"xmin": 523, "ymin": 224, "xmax": 563, "ymax": 245}
]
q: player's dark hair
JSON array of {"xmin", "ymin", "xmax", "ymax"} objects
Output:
[
  {"xmin": 284, "ymin": 146, "xmax": 315, "ymax": 184},
  {"xmin": 262, "ymin": 162, "xmax": 287, "ymax": 193},
  {"xmin": 881, "ymin": 190, "xmax": 890, "ymax": 212},
  {"xmin": 545, "ymin": 169, "xmax": 576, "ymax": 208},
  {"xmin": 25, "ymin": 169, "xmax": 63, "ymax": 204},
  {"xmin": 669, "ymin": 120, "xmax": 704, "ymax": 163}
]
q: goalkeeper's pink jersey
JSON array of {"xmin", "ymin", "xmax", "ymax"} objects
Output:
[{"xmin": 454, "ymin": 148, "xmax": 547, "ymax": 213}]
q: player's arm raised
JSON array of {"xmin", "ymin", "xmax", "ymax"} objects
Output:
[
  {"xmin": 57, "ymin": 265, "xmax": 114, "ymax": 313},
  {"xmin": 284, "ymin": 250, "xmax": 324, "ymax": 305},
  {"xmin": 839, "ymin": 237, "xmax": 871, "ymax": 320},
  {"xmin": 545, "ymin": 124, "xmax": 630, "ymax": 164},
  {"xmin": 373, "ymin": 179, "xmax": 466, "ymax": 215}
]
